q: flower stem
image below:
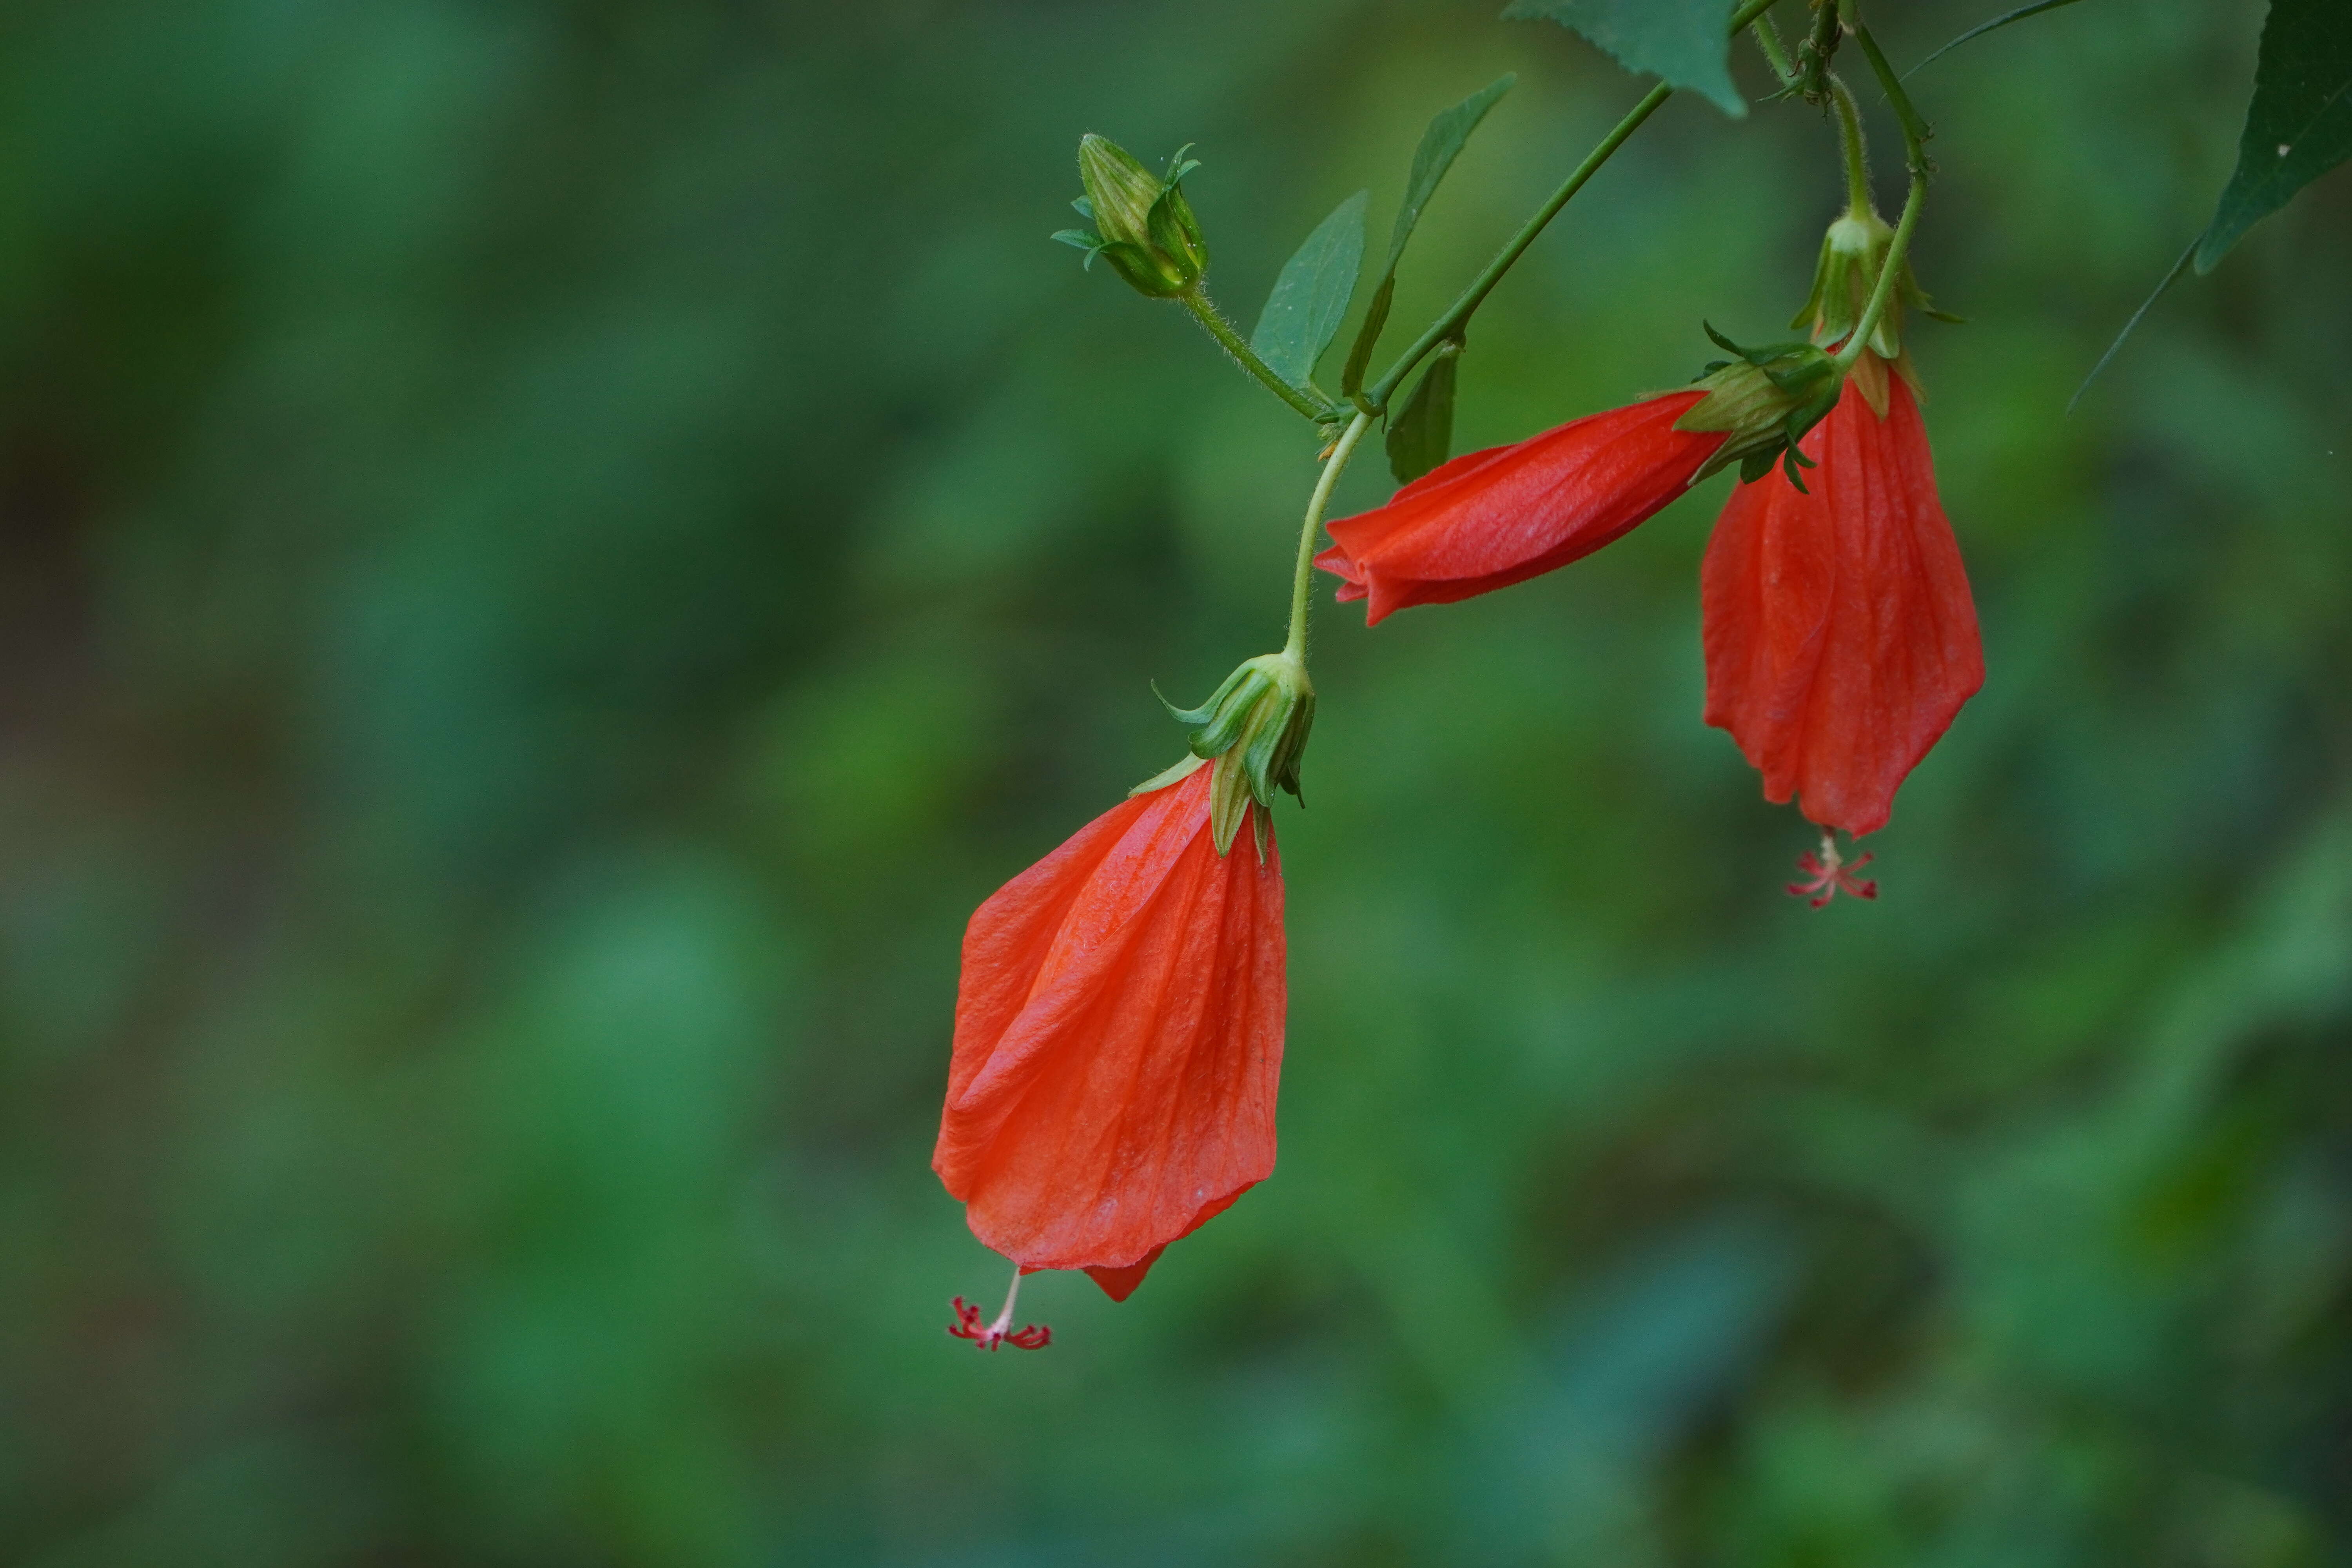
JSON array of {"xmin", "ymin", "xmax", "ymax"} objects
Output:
[
  {"xmin": 1749, "ymin": 11, "xmax": 1797, "ymax": 84},
  {"xmin": 1284, "ymin": 411, "xmax": 1374, "ymax": 662},
  {"xmin": 1180, "ymin": 288, "xmax": 1336, "ymax": 423},
  {"xmin": 1834, "ymin": 9, "xmax": 1931, "ymax": 369},
  {"xmin": 1828, "ymin": 77, "xmax": 1873, "ymax": 218},
  {"xmin": 1836, "ymin": 172, "xmax": 1920, "ymax": 369},
  {"xmin": 1363, "ymin": 0, "xmax": 1789, "ymax": 412},
  {"xmin": 1847, "ymin": 14, "xmax": 1932, "ymax": 174}
]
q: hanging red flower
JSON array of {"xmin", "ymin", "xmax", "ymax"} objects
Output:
[
  {"xmin": 1700, "ymin": 365, "xmax": 1982, "ymax": 843},
  {"xmin": 1314, "ymin": 390, "xmax": 1726, "ymax": 625},
  {"xmin": 934, "ymin": 760, "xmax": 1284, "ymax": 1326}
]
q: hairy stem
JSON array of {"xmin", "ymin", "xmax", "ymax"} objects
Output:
[
  {"xmin": 1835, "ymin": 7, "xmax": 1932, "ymax": 367},
  {"xmin": 1828, "ymin": 77, "xmax": 1874, "ymax": 218},
  {"xmin": 1750, "ymin": 11, "xmax": 1798, "ymax": 85},
  {"xmin": 1285, "ymin": 412, "xmax": 1374, "ymax": 662},
  {"xmin": 1181, "ymin": 289, "xmax": 1336, "ymax": 423}
]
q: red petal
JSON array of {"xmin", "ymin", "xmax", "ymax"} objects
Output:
[
  {"xmin": 934, "ymin": 765, "xmax": 1284, "ymax": 1280},
  {"xmin": 1700, "ymin": 372, "xmax": 1982, "ymax": 838},
  {"xmin": 1318, "ymin": 391, "xmax": 1721, "ymax": 625}
]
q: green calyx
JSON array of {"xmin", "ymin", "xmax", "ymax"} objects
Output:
[
  {"xmin": 1791, "ymin": 211, "xmax": 1957, "ymax": 360},
  {"xmin": 1150, "ymin": 651, "xmax": 1314, "ymax": 858},
  {"xmin": 1052, "ymin": 135, "xmax": 1210, "ymax": 299},
  {"xmin": 1676, "ymin": 324, "xmax": 1845, "ymax": 491}
]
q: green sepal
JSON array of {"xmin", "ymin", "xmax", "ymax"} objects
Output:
[
  {"xmin": 1679, "ymin": 324, "xmax": 1843, "ymax": 486},
  {"xmin": 1129, "ymin": 753, "xmax": 1207, "ymax": 797},
  {"xmin": 1158, "ymin": 650, "xmax": 1316, "ymax": 855},
  {"xmin": 1070, "ymin": 196, "xmax": 1095, "ymax": 220}
]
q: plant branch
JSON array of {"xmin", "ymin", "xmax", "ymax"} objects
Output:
[
  {"xmin": 1285, "ymin": 412, "xmax": 1374, "ymax": 661},
  {"xmin": 1828, "ymin": 76, "xmax": 1873, "ymax": 218},
  {"xmin": 1180, "ymin": 289, "xmax": 1337, "ymax": 423}
]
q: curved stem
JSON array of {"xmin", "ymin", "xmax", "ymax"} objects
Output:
[
  {"xmin": 1834, "ymin": 7, "xmax": 1933, "ymax": 369},
  {"xmin": 1849, "ymin": 16, "xmax": 1931, "ymax": 172},
  {"xmin": 1750, "ymin": 12, "xmax": 1798, "ymax": 86},
  {"xmin": 1363, "ymin": 0, "xmax": 1789, "ymax": 412},
  {"xmin": 1284, "ymin": 412, "xmax": 1374, "ymax": 662},
  {"xmin": 1828, "ymin": 77, "xmax": 1873, "ymax": 218},
  {"xmin": 1835, "ymin": 170, "xmax": 1922, "ymax": 369},
  {"xmin": 1181, "ymin": 289, "xmax": 1336, "ymax": 423}
]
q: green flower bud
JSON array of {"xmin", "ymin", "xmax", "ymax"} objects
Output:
[
  {"xmin": 1063, "ymin": 134, "xmax": 1210, "ymax": 298},
  {"xmin": 1148, "ymin": 650, "xmax": 1314, "ymax": 857}
]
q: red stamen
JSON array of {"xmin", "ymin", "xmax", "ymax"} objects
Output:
[
  {"xmin": 1787, "ymin": 830, "xmax": 1879, "ymax": 908},
  {"xmin": 946, "ymin": 1265, "xmax": 1051, "ymax": 1351}
]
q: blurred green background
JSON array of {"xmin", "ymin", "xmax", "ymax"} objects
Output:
[{"xmin": 3, "ymin": 0, "xmax": 2348, "ymax": 1562}]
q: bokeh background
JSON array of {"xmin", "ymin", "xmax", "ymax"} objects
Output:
[{"xmin": 4, "ymin": 0, "xmax": 2348, "ymax": 1562}]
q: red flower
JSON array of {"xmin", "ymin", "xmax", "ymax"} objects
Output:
[
  {"xmin": 1315, "ymin": 390, "xmax": 1725, "ymax": 625},
  {"xmin": 1700, "ymin": 367, "xmax": 1982, "ymax": 840},
  {"xmin": 934, "ymin": 760, "xmax": 1283, "ymax": 1312}
]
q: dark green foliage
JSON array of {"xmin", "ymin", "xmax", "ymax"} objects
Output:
[
  {"xmin": 2196, "ymin": 0, "xmax": 2352, "ymax": 270},
  {"xmin": 1504, "ymin": 0, "xmax": 1746, "ymax": 115}
]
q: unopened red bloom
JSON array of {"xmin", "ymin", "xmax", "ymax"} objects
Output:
[
  {"xmin": 935, "ymin": 760, "xmax": 1283, "ymax": 1306},
  {"xmin": 1700, "ymin": 366, "xmax": 1982, "ymax": 840},
  {"xmin": 1315, "ymin": 391, "xmax": 1725, "ymax": 625}
]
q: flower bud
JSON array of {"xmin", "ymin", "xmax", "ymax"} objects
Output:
[
  {"xmin": 1062, "ymin": 134, "xmax": 1210, "ymax": 298},
  {"xmin": 1147, "ymin": 651, "xmax": 1313, "ymax": 857},
  {"xmin": 1675, "ymin": 324, "xmax": 1844, "ymax": 489}
]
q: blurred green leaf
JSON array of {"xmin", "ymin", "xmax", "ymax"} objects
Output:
[
  {"xmin": 2195, "ymin": 0, "xmax": 2352, "ymax": 272},
  {"xmin": 1249, "ymin": 189, "xmax": 1367, "ymax": 389},
  {"xmin": 1385, "ymin": 345, "xmax": 1459, "ymax": 484},
  {"xmin": 1503, "ymin": 0, "xmax": 1744, "ymax": 116},
  {"xmin": 1343, "ymin": 74, "xmax": 1511, "ymax": 393}
]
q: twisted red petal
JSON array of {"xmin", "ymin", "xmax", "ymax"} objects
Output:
[{"xmin": 1318, "ymin": 391, "xmax": 1721, "ymax": 625}]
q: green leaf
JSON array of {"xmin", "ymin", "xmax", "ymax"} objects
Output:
[
  {"xmin": 1382, "ymin": 75, "xmax": 1515, "ymax": 276},
  {"xmin": 1341, "ymin": 276, "xmax": 1393, "ymax": 399},
  {"xmin": 1904, "ymin": 0, "xmax": 2086, "ymax": 80},
  {"xmin": 1385, "ymin": 348, "xmax": 1459, "ymax": 485},
  {"xmin": 2195, "ymin": 0, "xmax": 2352, "ymax": 274},
  {"xmin": 1249, "ymin": 190, "xmax": 1368, "ymax": 389},
  {"xmin": 1342, "ymin": 76, "xmax": 1512, "ymax": 395},
  {"xmin": 1503, "ymin": 0, "xmax": 1744, "ymax": 118}
]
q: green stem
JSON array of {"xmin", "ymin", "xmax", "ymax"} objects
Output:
[
  {"xmin": 1284, "ymin": 412, "xmax": 1374, "ymax": 661},
  {"xmin": 1833, "ymin": 6, "xmax": 1932, "ymax": 370},
  {"xmin": 1750, "ymin": 12, "xmax": 1798, "ymax": 85},
  {"xmin": 1363, "ymin": 0, "xmax": 1788, "ymax": 411},
  {"xmin": 1796, "ymin": 0, "xmax": 1843, "ymax": 101},
  {"xmin": 1835, "ymin": 169, "xmax": 1922, "ymax": 369},
  {"xmin": 1828, "ymin": 77, "xmax": 1873, "ymax": 218},
  {"xmin": 1181, "ymin": 289, "xmax": 1336, "ymax": 423},
  {"xmin": 1848, "ymin": 16, "xmax": 1932, "ymax": 174}
]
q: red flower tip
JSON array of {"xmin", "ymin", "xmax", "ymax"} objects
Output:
[
  {"xmin": 1787, "ymin": 831, "xmax": 1878, "ymax": 909},
  {"xmin": 946, "ymin": 1270, "xmax": 1052, "ymax": 1352}
]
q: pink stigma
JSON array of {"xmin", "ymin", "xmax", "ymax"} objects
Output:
[
  {"xmin": 947, "ymin": 1264, "xmax": 1051, "ymax": 1351},
  {"xmin": 1788, "ymin": 829, "xmax": 1878, "ymax": 908}
]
